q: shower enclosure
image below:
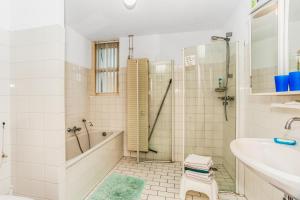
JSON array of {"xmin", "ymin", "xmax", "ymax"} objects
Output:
[{"xmin": 184, "ymin": 41, "xmax": 237, "ymax": 192}]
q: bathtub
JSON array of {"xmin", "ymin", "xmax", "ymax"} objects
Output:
[
  {"xmin": 0, "ymin": 195, "xmax": 33, "ymax": 200},
  {"xmin": 66, "ymin": 130, "xmax": 124, "ymax": 200}
]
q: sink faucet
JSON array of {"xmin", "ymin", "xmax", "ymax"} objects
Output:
[{"xmin": 284, "ymin": 117, "xmax": 300, "ymax": 130}]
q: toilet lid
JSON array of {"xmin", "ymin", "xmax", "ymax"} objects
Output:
[{"xmin": 0, "ymin": 195, "xmax": 33, "ymax": 200}]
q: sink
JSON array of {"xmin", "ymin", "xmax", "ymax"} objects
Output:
[{"xmin": 230, "ymin": 138, "xmax": 300, "ymax": 198}]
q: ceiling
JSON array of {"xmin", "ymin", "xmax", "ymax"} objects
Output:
[{"xmin": 66, "ymin": 0, "xmax": 240, "ymax": 41}]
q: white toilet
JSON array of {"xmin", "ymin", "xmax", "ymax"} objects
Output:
[{"xmin": 0, "ymin": 195, "xmax": 33, "ymax": 200}]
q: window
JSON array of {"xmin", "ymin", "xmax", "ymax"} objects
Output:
[{"xmin": 93, "ymin": 42, "xmax": 119, "ymax": 94}]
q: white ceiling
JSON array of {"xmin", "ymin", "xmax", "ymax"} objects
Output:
[{"xmin": 66, "ymin": 0, "xmax": 240, "ymax": 41}]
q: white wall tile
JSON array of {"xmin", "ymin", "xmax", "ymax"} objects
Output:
[{"xmin": 10, "ymin": 25, "xmax": 66, "ymax": 199}]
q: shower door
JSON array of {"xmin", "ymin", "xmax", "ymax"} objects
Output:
[
  {"xmin": 184, "ymin": 42, "xmax": 237, "ymax": 192},
  {"xmin": 139, "ymin": 60, "xmax": 174, "ymax": 162}
]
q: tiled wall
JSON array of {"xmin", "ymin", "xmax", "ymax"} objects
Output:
[
  {"xmin": 173, "ymin": 67, "xmax": 184, "ymax": 162},
  {"xmin": 10, "ymin": 25, "xmax": 66, "ymax": 200},
  {"xmin": 65, "ymin": 62, "xmax": 89, "ymax": 138},
  {"xmin": 89, "ymin": 68, "xmax": 127, "ymax": 154},
  {"xmin": 0, "ymin": 27, "xmax": 11, "ymax": 194}
]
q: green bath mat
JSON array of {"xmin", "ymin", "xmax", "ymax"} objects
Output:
[{"xmin": 88, "ymin": 173, "xmax": 145, "ymax": 200}]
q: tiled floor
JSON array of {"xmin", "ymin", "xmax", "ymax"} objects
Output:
[
  {"xmin": 112, "ymin": 157, "xmax": 245, "ymax": 200},
  {"xmin": 214, "ymin": 164, "xmax": 235, "ymax": 192}
]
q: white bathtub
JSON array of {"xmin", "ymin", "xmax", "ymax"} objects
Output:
[
  {"xmin": 0, "ymin": 195, "xmax": 33, "ymax": 200},
  {"xmin": 66, "ymin": 130, "xmax": 124, "ymax": 200}
]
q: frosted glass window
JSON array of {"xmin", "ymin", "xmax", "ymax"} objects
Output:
[{"xmin": 95, "ymin": 42, "xmax": 119, "ymax": 93}]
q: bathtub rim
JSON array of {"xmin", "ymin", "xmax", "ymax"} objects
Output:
[{"xmin": 66, "ymin": 130, "xmax": 123, "ymax": 168}]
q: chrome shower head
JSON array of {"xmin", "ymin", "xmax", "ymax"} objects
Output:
[
  {"xmin": 211, "ymin": 36, "xmax": 230, "ymax": 42},
  {"xmin": 211, "ymin": 33, "xmax": 232, "ymax": 42}
]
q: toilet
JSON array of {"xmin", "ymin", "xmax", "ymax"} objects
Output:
[{"xmin": 0, "ymin": 195, "xmax": 33, "ymax": 200}]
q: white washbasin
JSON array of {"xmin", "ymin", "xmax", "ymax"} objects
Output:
[{"xmin": 230, "ymin": 138, "xmax": 300, "ymax": 199}]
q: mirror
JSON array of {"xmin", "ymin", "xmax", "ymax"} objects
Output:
[
  {"xmin": 251, "ymin": 0, "xmax": 278, "ymax": 93},
  {"xmin": 288, "ymin": 0, "xmax": 300, "ymax": 73}
]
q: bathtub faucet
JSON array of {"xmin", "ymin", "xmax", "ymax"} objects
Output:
[
  {"xmin": 67, "ymin": 126, "xmax": 84, "ymax": 153},
  {"xmin": 67, "ymin": 126, "xmax": 82, "ymax": 133}
]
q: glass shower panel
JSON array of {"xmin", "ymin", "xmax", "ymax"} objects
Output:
[
  {"xmin": 184, "ymin": 46, "xmax": 205, "ymax": 157},
  {"xmin": 184, "ymin": 42, "xmax": 237, "ymax": 192},
  {"xmin": 139, "ymin": 61, "xmax": 173, "ymax": 162}
]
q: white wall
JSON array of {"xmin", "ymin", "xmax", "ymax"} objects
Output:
[
  {"xmin": 0, "ymin": 32, "xmax": 10, "ymax": 194},
  {"xmin": 224, "ymin": 1, "xmax": 300, "ymax": 200},
  {"xmin": 0, "ymin": 24, "xmax": 11, "ymax": 196},
  {"xmin": 65, "ymin": 27, "xmax": 222, "ymax": 69},
  {"xmin": 0, "ymin": 0, "xmax": 11, "ymax": 194},
  {"xmin": 0, "ymin": 0, "xmax": 10, "ymax": 30},
  {"xmin": 119, "ymin": 30, "xmax": 223, "ymax": 67},
  {"xmin": 10, "ymin": 0, "xmax": 64, "ymax": 30},
  {"xmin": 223, "ymin": 1, "xmax": 250, "ymax": 43},
  {"xmin": 66, "ymin": 27, "xmax": 92, "ymax": 68}
]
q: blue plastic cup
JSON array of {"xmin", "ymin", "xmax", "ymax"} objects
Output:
[
  {"xmin": 274, "ymin": 75, "xmax": 289, "ymax": 92},
  {"xmin": 289, "ymin": 71, "xmax": 300, "ymax": 91}
]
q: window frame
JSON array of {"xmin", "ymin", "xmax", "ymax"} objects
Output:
[{"xmin": 91, "ymin": 41, "xmax": 120, "ymax": 96}]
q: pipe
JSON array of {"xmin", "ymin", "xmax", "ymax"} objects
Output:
[
  {"xmin": 82, "ymin": 119, "xmax": 91, "ymax": 149},
  {"xmin": 1, "ymin": 122, "xmax": 7, "ymax": 159}
]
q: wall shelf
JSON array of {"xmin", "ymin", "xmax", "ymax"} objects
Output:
[
  {"xmin": 252, "ymin": 91, "xmax": 300, "ymax": 96},
  {"xmin": 271, "ymin": 103, "xmax": 300, "ymax": 110}
]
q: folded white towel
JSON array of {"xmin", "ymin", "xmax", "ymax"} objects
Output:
[
  {"xmin": 186, "ymin": 174, "xmax": 213, "ymax": 183},
  {"xmin": 184, "ymin": 154, "xmax": 213, "ymax": 170},
  {"xmin": 185, "ymin": 170, "xmax": 213, "ymax": 177},
  {"xmin": 185, "ymin": 154, "xmax": 212, "ymax": 165},
  {"xmin": 285, "ymin": 101, "xmax": 300, "ymax": 105},
  {"xmin": 185, "ymin": 170, "xmax": 213, "ymax": 183},
  {"xmin": 184, "ymin": 162, "xmax": 213, "ymax": 171}
]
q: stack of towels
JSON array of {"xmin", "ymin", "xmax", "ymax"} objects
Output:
[{"xmin": 184, "ymin": 154, "xmax": 214, "ymax": 183}]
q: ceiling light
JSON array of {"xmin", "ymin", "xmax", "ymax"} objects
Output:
[{"xmin": 124, "ymin": 0, "xmax": 137, "ymax": 9}]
